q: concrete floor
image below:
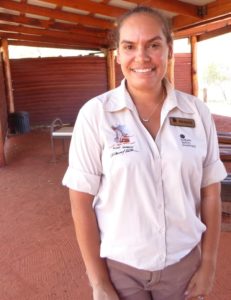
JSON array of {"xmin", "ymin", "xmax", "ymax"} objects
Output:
[{"xmin": 0, "ymin": 114, "xmax": 230, "ymax": 300}]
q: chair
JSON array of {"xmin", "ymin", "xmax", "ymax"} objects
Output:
[{"xmin": 50, "ymin": 118, "xmax": 73, "ymax": 162}]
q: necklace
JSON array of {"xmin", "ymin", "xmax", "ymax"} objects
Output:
[{"xmin": 141, "ymin": 88, "xmax": 165, "ymax": 123}]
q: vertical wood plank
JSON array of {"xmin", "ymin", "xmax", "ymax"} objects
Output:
[
  {"xmin": 2, "ymin": 39, "xmax": 15, "ymax": 113},
  {"xmin": 191, "ymin": 35, "xmax": 198, "ymax": 96},
  {"xmin": 106, "ymin": 49, "xmax": 116, "ymax": 90}
]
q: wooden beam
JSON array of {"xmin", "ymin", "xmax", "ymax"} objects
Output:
[
  {"xmin": 0, "ymin": 51, "xmax": 7, "ymax": 167},
  {"xmin": 8, "ymin": 40, "xmax": 94, "ymax": 50},
  {"xmin": 1, "ymin": 39, "xmax": 14, "ymax": 113},
  {"xmin": 124, "ymin": 0, "xmax": 198, "ymax": 18},
  {"xmin": 0, "ymin": 12, "xmax": 107, "ymax": 38},
  {"xmin": 173, "ymin": 0, "xmax": 231, "ymax": 30},
  {"xmin": 0, "ymin": 124, "xmax": 6, "ymax": 167},
  {"xmin": 0, "ymin": 0, "xmax": 114, "ymax": 29},
  {"xmin": 190, "ymin": 36, "xmax": 198, "ymax": 97},
  {"xmin": 106, "ymin": 49, "xmax": 116, "ymax": 90},
  {"xmin": 174, "ymin": 17, "xmax": 231, "ymax": 39},
  {"xmin": 198, "ymin": 25, "xmax": 231, "ymax": 41},
  {"xmin": 42, "ymin": 0, "xmax": 126, "ymax": 18},
  {"xmin": 0, "ymin": 33, "xmax": 101, "ymax": 50},
  {"xmin": 0, "ymin": 24, "xmax": 108, "ymax": 47}
]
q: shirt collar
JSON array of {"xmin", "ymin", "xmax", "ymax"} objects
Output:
[
  {"xmin": 104, "ymin": 78, "xmax": 194, "ymax": 114},
  {"xmin": 103, "ymin": 79, "xmax": 135, "ymax": 112},
  {"xmin": 163, "ymin": 79, "xmax": 194, "ymax": 114}
]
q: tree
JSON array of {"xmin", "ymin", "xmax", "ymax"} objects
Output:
[{"xmin": 203, "ymin": 63, "xmax": 231, "ymax": 102}]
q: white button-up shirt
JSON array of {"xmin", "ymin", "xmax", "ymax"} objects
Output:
[{"xmin": 63, "ymin": 79, "xmax": 227, "ymax": 271}]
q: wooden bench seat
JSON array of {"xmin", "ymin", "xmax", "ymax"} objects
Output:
[
  {"xmin": 217, "ymin": 131, "xmax": 231, "ymax": 145},
  {"xmin": 219, "ymin": 144, "xmax": 231, "ymax": 161},
  {"xmin": 221, "ymin": 174, "xmax": 231, "ymax": 202}
]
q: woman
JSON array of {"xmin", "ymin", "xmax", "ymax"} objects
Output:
[{"xmin": 63, "ymin": 6, "xmax": 227, "ymax": 300}]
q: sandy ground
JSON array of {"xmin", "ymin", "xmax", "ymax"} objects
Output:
[{"xmin": 0, "ymin": 114, "xmax": 230, "ymax": 300}]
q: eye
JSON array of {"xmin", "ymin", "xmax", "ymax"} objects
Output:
[
  {"xmin": 149, "ymin": 43, "xmax": 160, "ymax": 49},
  {"xmin": 124, "ymin": 44, "xmax": 133, "ymax": 50}
]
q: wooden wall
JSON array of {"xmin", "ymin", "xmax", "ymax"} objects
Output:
[
  {"xmin": 10, "ymin": 53, "xmax": 192, "ymax": 126},
  {"xmin": 10, "ymin": 56, "xmax": 107, "ymax": 126},
  {"xmin": 174, "ymin": 53, "xmax": 192, "ymax": 94}
]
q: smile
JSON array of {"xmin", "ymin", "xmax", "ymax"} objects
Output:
[{"xmin": 131, "ymin": 68, "xmax": 155, "ymax": 73}]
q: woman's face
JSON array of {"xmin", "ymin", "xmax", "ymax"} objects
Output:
[{"xmin": 117, "ymin": 13, "xmax": 172, "ymax": 93}]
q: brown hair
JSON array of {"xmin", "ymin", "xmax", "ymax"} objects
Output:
[{"xmin": 113, "ymin": 6, "xmax": 173, "ymax": 47}]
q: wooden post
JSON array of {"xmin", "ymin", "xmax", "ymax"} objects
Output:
[
  {"xmin": 190, "ymin": 35, "xmax": 198, "ymax": 97},
  {"xmin": 167, "ymin": 56, "xmax": 175, "ymax": 86},
  {"xmin": 1, "ymin": 39, "xmax": 15, "ymax": 113},
  {"xmin": 106, "ymin": 49, "xmax": 116, "ymax": 90}
]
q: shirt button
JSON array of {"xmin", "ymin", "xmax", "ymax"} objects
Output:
[
  {"xmin": 158, "ymin": 228, "xmax": 164, "ymax": 234},
  {"xmin": 157, "ymin": 204, "xmax": 162, "ymax": 210}
]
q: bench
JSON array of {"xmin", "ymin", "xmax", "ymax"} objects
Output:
[
  {"xmin": 219, "ymin": 144, "xmax": 231, "ymax": 161},
  {"xmin": 221, "ymin": 174, "xmax": 231, "ymax": 202},
  {"xmin": 217, "ymin": 131, "xmax": 231, "ymax": 145}
]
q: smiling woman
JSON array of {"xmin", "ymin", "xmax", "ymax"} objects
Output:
[{"xmin": 62, "ymin": 6, "xmax": 227, "ymax": 300}]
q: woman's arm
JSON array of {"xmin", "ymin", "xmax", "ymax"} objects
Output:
[
  {"xmin": 185, "ymin": 182, "xmax": 221, "ymax": 299},
  {"xmin": 69, "ymin": 189, "xmax": 119, "ymax": 300}
]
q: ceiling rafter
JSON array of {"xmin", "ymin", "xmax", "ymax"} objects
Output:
[
  {"xmin": 173, "ymin": 0, "xmax": 231, "ymax": 30},
  {"xmin": 0, "ymin": 0, "xmax": 114, "ymax": 29},
  {"xmin": 0, "ymin": 32, "xmax": 100, "ymax": 49},
  {"xmin": 9, "ymin": 39, "xmax": 94, "ymax": 50},
  {"xmin": 174, "ymin": 16, "xmax": 231, "ymax": 38},
  {"xmin": 42, "ymin": 0, "xmax": 126, "ymax": 18},
  {"xmin": 0, "ymin": 24, "xmax": 107, "ymax": 47},
  {"xmin": 0, "ymin": 12, "xmax": 106, "ymax": 38},
  {"xmin": 197, "ymin": 24, "xmax": 231, "ymax": 41},
  {"xmin": 123, "ymin": 0, "xmax": 199, "ymax": 18}
]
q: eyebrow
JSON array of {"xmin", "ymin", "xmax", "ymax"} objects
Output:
[{"xmin": 120, "ymin": 36, "xmax": 163, "ymax": 44}]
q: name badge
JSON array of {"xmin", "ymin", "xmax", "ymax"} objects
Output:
[{"xmin": 169, "ymin": 117, "xmax": 195, "ymax": 128}]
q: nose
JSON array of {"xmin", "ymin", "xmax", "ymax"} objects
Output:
[{"xmin": 134, "ymin": 47, "xmax": 150, "ymax": 63}]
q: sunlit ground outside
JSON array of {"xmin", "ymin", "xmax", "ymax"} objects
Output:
[{"xmin": 174, "ymin": 33, "xmax": 231, "ymax": 117}]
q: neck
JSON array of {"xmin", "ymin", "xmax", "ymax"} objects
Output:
[{"xmin": 126, "ymin": 82, "xmax": 164, "ymax": 106}]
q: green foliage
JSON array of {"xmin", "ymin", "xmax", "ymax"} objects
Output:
[{"xmin": 203, "ymin": 63, "xmax": 230, "ymax": 86}]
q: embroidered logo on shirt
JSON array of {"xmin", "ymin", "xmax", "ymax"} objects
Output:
[
  {"xmin": 111, "ymin": 125, "xmax": 138, "ymax": 156},
  {"xmin": 180, "ymin": 134, "xmax": 196, "ymax": 148}
]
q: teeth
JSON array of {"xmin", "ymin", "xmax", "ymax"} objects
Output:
[{"xmin": 132, "ymin": 68, "xmax": 153, "ymax": 73}]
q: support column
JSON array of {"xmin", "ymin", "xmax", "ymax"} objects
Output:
[
  {"xmin": 106, "ymin": 49, "xmax": 116, "ymax": 90},
  {"xmin": 167, "ymin": 56, "xmax": 175, "ymax": 86},
  {"xmin": 1, "ymin": 39, "xmax": 14, "ymax": 113},
  {"xmin": 190, "ymin": 35, "xmax": 198, "ymax": 97}
]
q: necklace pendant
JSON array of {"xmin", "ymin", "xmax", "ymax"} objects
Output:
[{"xmin": 142, "ymin": 118, "xmax": 149, "ymax": 122}]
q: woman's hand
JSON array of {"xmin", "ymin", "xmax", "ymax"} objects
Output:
[
  {"xmin": 184, "ymin": 260, "xmax": 216, "ymax": 299},
  {"xmin": 93, "ymin": 282, "xmax": 120, "ymax": 300}
]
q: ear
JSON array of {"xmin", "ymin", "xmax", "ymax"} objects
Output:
[
  {"xmin": 116, "ymin": 50, "xmax": 121, "ymax": 64},
  {"xmin": 168, "ymin": 44, "xmax": 173, "ymax": 60}
]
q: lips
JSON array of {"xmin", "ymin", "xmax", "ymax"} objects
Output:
[{"xmin": 130, "ymin": 67, "xmax": 155, "ymax": 73}]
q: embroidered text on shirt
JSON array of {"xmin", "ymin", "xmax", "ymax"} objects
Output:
[
  {"xmin": 111, "ymin": 125, "xmax": 138, "ymax": 156},
  {"xmin": 179, "ymin": 134, "xmax": 196, "ymax": 148}
]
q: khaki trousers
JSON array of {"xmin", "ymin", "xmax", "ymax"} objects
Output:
[{"xmin": 106, "ymin": 246, "xmax": 201, "ymax": 300}]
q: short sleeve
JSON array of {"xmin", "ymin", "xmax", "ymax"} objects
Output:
[
  {"xmin": 62, "ymin": 101, "xmax": 102, "ymax": 195},
  {"xmin": 201, "ymin": 114, "xmax": 227, "ymax": 187}
]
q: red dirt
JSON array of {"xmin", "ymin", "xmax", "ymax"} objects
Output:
[{"xmin": 0, "ymin": 114, "xmax": 230, "ymax": 300}]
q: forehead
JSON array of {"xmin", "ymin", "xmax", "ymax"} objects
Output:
[{"xmin": 119, "ymin": 13, "xmax": 165, "ymax": 41}]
